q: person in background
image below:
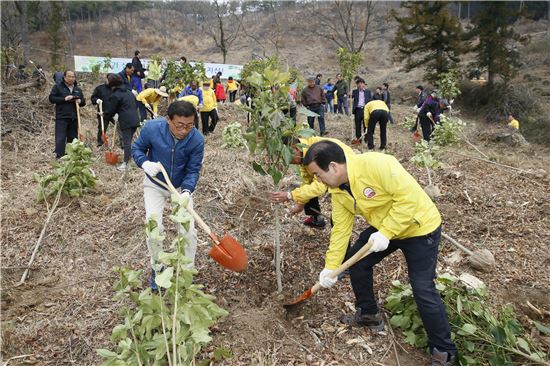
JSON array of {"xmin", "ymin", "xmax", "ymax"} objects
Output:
[
  {"xmin": 226, "ymin": 76, "xmax": 239, "ymax": 103},
  {"xmin": 315, "ymin": 73, "xmax": 322, "ymax": 86},
  {"xmin": 332, "ymin": 73, "xmax": 349, "ymax": 115},
  {"xmin": 136, "ymin": 86, "xmax": 169, "ymax": 121},
  {"xmin": 302, "ymin": 75, "xmax": 327, "ymax": 136},
  {"xmin": 131, "ymin": 50, "xmax": 145, "ymax": 93},
  {"xmin": 118, "ymin": 63, "xmax": 134, "ymax": 91},
  {"xmin": 214, "ymin": 72, "xmax": 226, "ymax": 103},
  {"xmin": 323, "ymin": 78, "xmax": 335, "ymax": 114},
  {"xmin": 178, "ymin": 81, "xmax": 203, "ymax": 127},
  {"xmin": 91, "ymin": 74, "xmax": 114, "ymax": 147},
  {"xmin": 507, "ymin": 114, "xmax": 520, "ymax": 130},
  {"xmin": 48, "ymin": 70, "xmax": 86, "ymax": 158},
  {"xmin": 103, "ymin": 74, "xmax": 140, "ymax": 171},
  {"xmin": 16, "ymin": 64, "xmax": 29, "ymax": 81},
  {"xmin": 417, "ymin": 93, "xmax": 449, "ymax": 142},
  {"xmin": 372, "ymin": 86, "xmax": 383, "ymax": 100},
  {"xmin": 381, "ymin": 82, "xmax": 394, "ymax": 124},
  {"xmin": 131, "ymin": 100, "xmax": 204, "ymax": 291},
  {"xmin": 351, "ymin": 78, "xmax": 372, "ymax": 143},
  {"xmin": 363, "ymin": 98, "xmax": 390, "ymax": 151},
  {"xmin": 333, "ymin": 89, "xmax": 338, "ymax": 114},
  {"xmin": 415, "ymin": 85, "xmax": 428, "ymax": 110},
  {"xmin": 32, "ymin": 64, "xmax": 46, "ymax": 80},
  {"xmin": 303, "ymin": 140, "xmax": 457, "ymax": 366},
  {"xmin": 177, "ymin": 94, "xmax": 200, "ymax": 129},
  {"xmin": 200, "ymin": 81, "xmax": 218, "ymax": 135},
  {"xmin": 180, "ymin": 56, "xmax": 187, "ymax": 64}
]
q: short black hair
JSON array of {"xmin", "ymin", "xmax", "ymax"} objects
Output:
[
  {"xmin": 303, "ymin": 141, "xmax": 346, "ymax": 171},
  {"xmin": 135, "ymin": 50, "xmax": 140, "ymax": 56},
  {"xmin": 356, "ymin": 78, "xmax": 365, "ymax": 84},
  {"xmin": 167, "ymin": 101, "xmax": 196, "ymax": 119},
  {"xmin": 125, "ymin": 63, "xmax": 133, "ymax": 69},
  {"xmin": 180, "ymin": 56, "xmax": 187, "ymax": 63},
  {"xmin": 108, "ymin": 73, "xmax": 123, "ymax": 87},
  {"xmin": 228, "ymin": 76, "xmax": 233, "ymax": 80},
  {"xmin": 383, "ymin": 82, "xmax": 389, "ymax": 88},
  {"xmin": 316, "ymin": 73, "xmax": 322, "ymax": 78},
  {"xmin": 416, "ymin": 85, "xmax": 424, "ymax": 90},
  {"xmin": 64, "ymin": 70, "xmax": 75, "ymax": 76}
]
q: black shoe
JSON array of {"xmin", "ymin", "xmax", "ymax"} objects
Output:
[
  {"xmin": 303, "ymin": 216, "xmax": 326, "ymax": 229},
  {"xmin": 340, "ymin": 308, "xmax": 384, "ymax": 331},
  {"xmin": 320, "ymin": 131, "xmax": 329, "ymax": 136},
  {"xmin": 97, "ymin": 142, "xmax": 103, "ymax": 147},
  {"xmin": 429, "ymin": 348, "xmax": 456, "ymax": 366}
]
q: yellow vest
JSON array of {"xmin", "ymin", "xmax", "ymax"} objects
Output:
[
  {"xmin": 200, "ymin": 88, "xmax": 217, "ymax": 112},
  {"xmin": 136, "ymin": 88, "xmax": 162, "ymax": 113},
  {"xmin": 363, "ymin": 100, "xmax": 389, "ymax": 127},
  {"xmin": 325, "ymin": 152, "xmax": 441, "ymax": 269},
  {"xmin": 508, "ymin": 119, "xmax": 519, "ymax": 129},
  {"xmin": 177, "ymin": 95, "xmax": 199, "ymax": 108}
]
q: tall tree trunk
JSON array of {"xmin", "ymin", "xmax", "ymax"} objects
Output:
[
  {"xmin": 458, "ymin": 2, "xmax": 462, "ymax": 19},
  {"xmin": 17, "ymin": 2, "xmax": 30, "ymax": 62}
]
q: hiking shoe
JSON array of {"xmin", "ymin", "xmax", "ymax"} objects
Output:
[
  {"xmin": 116, "ymin": 162, "xmax": 127, "ymax": 171},
  {"xmin": 320, "ymin": 131, "xmax": 329, "ymax": 136},
  {"xmin": 340, "ymin": 308, "xmax": 385, "ymax": 331},
  {"xmin": 304, "ymin": 216, "xmax": 326, "ymax": 229},
  {"xmin": 429, "ymin": 348, "xmax": 456, "ymax": 366}
]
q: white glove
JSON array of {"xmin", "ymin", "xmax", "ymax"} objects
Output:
[
  {"xmin": 198, "ymin": 104, "xmax": 203, "ymax": 109},
  {"xmin": 427, "ymin": 112, "xmax": 433, "ymax": 118},
  {"xmin": 368, "ymin": 231, "xmax": 390, "ymax": 252},
  {"xmin": 96, "ymin": 98, "xmax": 103, "ymax": 105},
  {"xmin": 144, "ymin": 70, "xmax": 149, "ymax": 77},
  {"xmin": 181, "ymin": 190, "xmax": 193, "ymax": 209},
  {"xmin": 132, "ymin": 89, "xmax": 138, "ymax": 96},
  {"xmin": 142, "ymin": 161, "xmax": 162, "ymax": 177},
  {"xmin": 319, "ymin": 268, "xmax": 338, "ymax": 288},
  {"xmin": 153, "ymin": 113, "xmax": 159, "ymax": 119}
]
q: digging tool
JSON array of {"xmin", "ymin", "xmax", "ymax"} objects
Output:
[
  {"xmin": 76, "ymin": 101, "xmax": 84, "ymax": 142},
  {"xmin": 98, "ymin": 101, "xmax": 108, "ymax": 145},
  {"xmin": 441, "ymin": 232, "xmax": 495, "ymax": 272},
  {"xmin": 351, "ymin": 129, "xmax": 368, "ymax": 145},
  {"xmin": 104, "ymin": 120, "xmax": 119, "ymax": 165},
  {"xmin": 284, "ymin": 240, "xmax": 374, "ymax": 310},
  {"xmin": 156, "ymin": 164, "xmax": 248, "ymax": 272},
  {"xmin": 421, "ymin": 155, "xmax": 441, "ymax": 200}
]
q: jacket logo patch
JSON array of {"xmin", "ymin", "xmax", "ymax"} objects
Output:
[{"xmin": 363, "ymin": 188, "xmax": 376, "ymax": 198}]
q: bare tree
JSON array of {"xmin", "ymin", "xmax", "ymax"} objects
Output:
[
  {"xmin": 243, "ymin": 1, "xmax": 285, "ymax": 57},
  {"xmin": 202, "ymin": 0, "xmax": 243, "ymax": 64},
  {"xmin": 313, "ymin": 0, "xmax": 375, "ymax": 53}
]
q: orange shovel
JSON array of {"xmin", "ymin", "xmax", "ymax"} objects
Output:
[
  {"xmin": 98, "ymin": 101, "xmax": 108, "ymax": 145},
  {"xmin": 156, "ymin": 164, "xmax": 248, "ymax": 272},
  {"xmin": 104, "ymin": 120, "xmax": 119, "ymax": 165},
  {"xmin": 284, "ymin": 240, "xmax": 374, "ymax": 311}
]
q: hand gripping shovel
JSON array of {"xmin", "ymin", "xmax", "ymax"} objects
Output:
[
  {"xmin": 104, "ymin": 120, "xmax": 119, "ymax": 165},
  {"xmin": 156, "ymin": 164, "xmax": 248, "ymax": 272},
  {"xmin": 98, "ymin": 101, "xmax": 108, "ymax": 145},
  {"xmin": 76, "ymin": 101, "xmax": 84, "ymax": 142},
  {"xmin": 351, "ymin": 130, "xmax": 368, "ymax": 145},
  {"xmin": 284, "ymin": 240, "xmax": 374, "ymax": 311}
]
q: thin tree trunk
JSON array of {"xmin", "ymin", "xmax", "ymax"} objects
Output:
[{"xmin": 274, "ymin": 204, "xmax": 282, "ymax": 292}]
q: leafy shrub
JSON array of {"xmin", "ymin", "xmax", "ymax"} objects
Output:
[
  {"xmin": 410, "ymin": 140, "xmax": 441, "ymax": 169},
  {"xmin": 436, "ymin": 68, "xmax": 461, "ymax": 101},
  {"xmin": 222, "ymin": 122, "xmax": 246, "ymax": 148},
  {"xmin": 98, "ymin": 195, "xmax": 229, "ymax": 365},
  {"xmin": 35, "ymin": 139, "xmax": 97, "ymax": 201},
  {"xmin": 431, "ymin": 115, "xmax": 465, "ymax": 146},
  {"xmin": 402, "ymin": 115, "xmax": 418, "ymax": 130},
  {"xmin": 385, "ymin": 273, "xmax": 548, "ymax": 366}
]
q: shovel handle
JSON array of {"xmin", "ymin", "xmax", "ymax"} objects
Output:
[
  {"xmin": 311, "ymin": 240, "xmax": 374, "ymax": 296},
  {"xmin": 99, "ymin": 102, "xmax": 105, "ymax": 133},
  {"xmin": 155, "ymin": 165, "xmax": 220, "ymax": 244},
  {"xmin": 76, "ymin": 102, "xmax": 83, "ymax": 141}
]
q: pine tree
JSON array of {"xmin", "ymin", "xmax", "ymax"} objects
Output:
[
  {"xmin": 470, "ymin": 2, "xmax": 528, "ymax": 86},
  {"xmin": 46, "ymin": 1, "xmax": 65, "ymax": 70},
  {"xmin": 391, "ymin": 1, "xmax": 467, "ymax": 83}
]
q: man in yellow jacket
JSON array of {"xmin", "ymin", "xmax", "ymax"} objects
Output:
[
  {"xmin": 136, "ymin": 86, "xmax": 168, "ymax": 121},
  {"xmin": 363, "ymin": 99, "xmax": 390, "ymax": 151},
  {"xmin": 271, "ymin": 136, "xmax": 355, "ymax": 228},
  {"xmin": 200, "ymin": 82, "xmax": 218, "ymax": 135},
  {"xmin": 303, "ymin": 140, "xmax": 457, "ymax": 366}
]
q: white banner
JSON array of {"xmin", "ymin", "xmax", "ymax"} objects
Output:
[{"xmin": 74, "ymin": 55, "xmax": 243, "ymax": 79}]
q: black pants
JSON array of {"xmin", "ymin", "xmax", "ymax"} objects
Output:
[
  {"xmin": 419, "ymin": 116, "xmax": 434, "ymax": 141},
  {"xmin": 366, "ymin": 110, "xmax": 389, "ymax": 150},
  {"xmin": 347, "ymin": 225, "xmax": 456, "ymax": 355},
  {"xmin": 54, "ymin": 117, "xmax": 78, "ymax": 158},
  {"xmin": 96, "ymin": 115, "xmax": 110, "ymax": 145},
  {"xmin": 229, "ymin": 90, "xmax": 237, "ymax": 103},
  {"xmin": 353, "ymin": 107, "xmax": 365, "ymax": 140},
  {"xmin": 303, "ymin": 197, "xmax": 321, "ymax": 217},
  {"xmin": 306, "ymin": 104, "xmax": 326, "ymax": 134},
  {"xmin": 200, "ymin": 109, "xmax": 218, "ymax": 135},
  {"xmin": 120, "ymin": 127, "xmax": 137, "ymax": 163},
  {"xmin": 137, "ymin": 101, "xmax": 153, "ymax": 122},
  {"xmin": 193, "ymin": 112, "xmax": 199, "ymax": 129}
]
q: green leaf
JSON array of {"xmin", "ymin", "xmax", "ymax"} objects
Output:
[
  {"xmin": 463, "ymin": 340, "xmax": 475, "ymax": 353},
  {"xmin": 297, "ymin": 106, "xmax": 319, "ymax": 117},
  {"xmin": 534, "ymin": 321, "xmax": 550, "ymax": 334},
  {"xmin": 97, "ymin": 349, "xmax": 118, "ymax": 358},
  {"xmin": 491, "ymin": 326, "xmax": 507, "ymax": 345},
  {"xmin": 111, "ymin": 324, "xmax": 128, "ymax": 342},
  {"xmin": 155, "ymin": 267, "xmax": 174, "ymax": 289},
  {"xmin": 516, "ymin": 337, "xmax": 530, "ymax": 353},
  {"xmin": 213, "ymin": 347, "xmax": 233, "ymax": 361},
  {"xmin": 252, "ymin": 161, "xmax": 266, "ymax": 175}
]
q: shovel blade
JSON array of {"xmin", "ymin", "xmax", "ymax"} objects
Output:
[
  {"xmin": 351, "ymin": 138, "xmax": 360, "ymax": 145},
  {"xmin": 412, "ymin": 131, "xmax": 421, "ymax": 143},
  {"xmin": 208, "ymin": 234, "xmax": 248, "ymax": 272},
  {"xmin": 105, "ymin": 151, "xmax": 119, "ymax": 165},
  {"xmin": 283, "ymin": 287, "xmax": 314, "ymax": 311},
  {"xmin": 102, "ymin": 133, "xmax": 108, "ymax": 145}
]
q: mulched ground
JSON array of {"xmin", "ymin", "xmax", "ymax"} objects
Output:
[{"xmin": 1, "ymin": 82, "xmax": 549, "ymax": 365}]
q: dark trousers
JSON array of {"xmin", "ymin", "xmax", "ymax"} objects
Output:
[
  {"xmin": 193, "ymin": 112, "xmax": 199, "ymax": 129},
  {"xmin": 306, "ymin": 104, "xmax": 326, "ymax": 134},
  {"xmin": 353, "ymin": 107, "xmax": 365, "ymax": 140},
  {"xmin": 200, "ymin": 109, "xmax": 218, "ymax": 135},
  {"xmin": 325, "ymin": 95, "xmax": 334, "ymax": 113},
  {"xmin": 54, "ymin": 117, "xmax": 78, "ymax": 158},
  {"xmin": 229, "ymin": 90, "xmax": 237, "ymax": 102},
  {"xmin": 120, "ymin": 127, "xmax": 137, "ymax": 163},
  {"xmin": 137, "ymin": 101, "xmax": 150, "ymax": 122},
  {"xmin": 96, "ymin": 115, "xmax": 110, "ymax": 145},
  {"xmin": 419, "ymin": 116, "xmax": 434, "ymax": 141},
  {"xmin": 347, "ymin": 225, "xmax": 456, "ymax": 355},
  {"xmin": 131, "ymin": 76, "xmax": 143, "ymax": 93},
  {"xmin": 337, "ymin": 94, "xmax": 349, "ymax": 115},
  {"xmin": 366, "ymin": 110, "xmax": 389, "ymax": 150},
  {"xmin": 303, "ymin": 197, "xmax": 321, "ymax": 217}
]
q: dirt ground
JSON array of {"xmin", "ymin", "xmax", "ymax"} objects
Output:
[{"xmin": 1, "ymin": 81, "xmax": 549, "ymax": 365}]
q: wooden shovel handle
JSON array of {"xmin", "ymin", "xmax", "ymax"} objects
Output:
[
  {"xmin": 98, "ymin": 102, "xmax": 105, "ymax": 133},
  {"xmin": 76, "ymin": 102, "xmax": 83, "ymax": 141},
  {"xmin": 311, "ymin": 240, "xmax": 374, "ymax": 296},
  {"xmin": 156, "ymin": 164, "xmax": 219, "ymax": 244}
]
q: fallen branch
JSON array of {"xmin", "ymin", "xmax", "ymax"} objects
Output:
[
  {"xmin": 452, "ymin": 151, "xmax": 525, "ymax": 173},
  {"xmin": 461, "ymin": 134, "xmax": 489, "ymax": 159}
]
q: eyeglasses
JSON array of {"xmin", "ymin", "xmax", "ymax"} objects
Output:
[{"xmin": 172, "ymin": 122, "xmax": 195, "ymax": 130}]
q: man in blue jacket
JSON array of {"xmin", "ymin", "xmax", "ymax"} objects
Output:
[{"xmin": 132, "ymin": 100, "xmax": 205, "ymax": 290}]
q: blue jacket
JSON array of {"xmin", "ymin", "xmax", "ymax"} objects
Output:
[
  {"xmin": 132, "ymin": 118, "xmax": 205, "ymax": 192},
  {"xmin": 178, "ymin": 86, "xmax": 203, "ymax": 105}
]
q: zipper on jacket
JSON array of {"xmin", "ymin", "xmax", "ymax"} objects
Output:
[
  {"xmin": 340, "ymin": 183, "xmax": 357, "ymax": 213},
  {"xmin": 170, "ymin": 137, "xmax": 175, "ymax": 182}
]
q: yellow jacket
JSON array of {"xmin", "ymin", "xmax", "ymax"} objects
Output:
[
  {"xmin": 136, "ymin": 88, "xmax": 162, "ymax": 114},
  {"xmin": 291, "ymin": 137, "xmax": 355, "ymax": 204},
  {"xmin": 363, "ymin": 100, "xmax": 389, "ymax": 127},
  {"xmin": 325, "ymin": 152, "xmax": 441, "ymax": 269},
  {"xmin": 177, "ymin": 95, "xmax": 199, "ymax": 108},
  {"xmin": 201, "ymin": 88, "xmax": 217, "ymax": 112},
  {"xmin": 508, "ymin": 119, "xmax": 519, "ymax": 129},
  {"xmin": 226, "ymin": 80, "xmax": 239, "ymax": 91}
]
